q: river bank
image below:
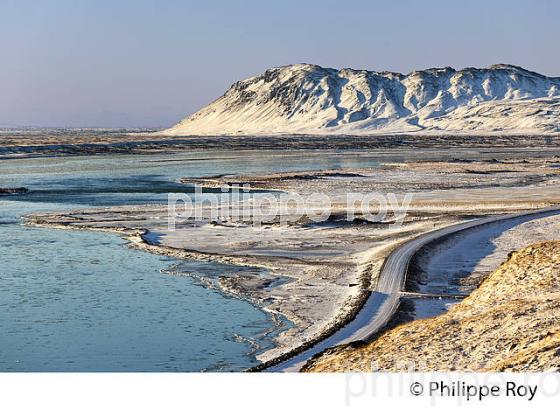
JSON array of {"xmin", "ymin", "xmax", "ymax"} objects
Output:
[{"xmin": 21, "ymin": 152, "xmax": 560, "ymax": 366}]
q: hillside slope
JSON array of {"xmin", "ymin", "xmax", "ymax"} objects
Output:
[
  {"xmin": 163, "ymin": 64, "xmax": 560, "ymax": 136},
  {"xmin": 304, "ymin": 241, "xmax": 560, "ymax": 372}
]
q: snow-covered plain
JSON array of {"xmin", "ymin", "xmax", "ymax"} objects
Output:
[
  {"xmin": 24, "ymin": 154, "xmax": 560, "ymax": 362},
  {"xmin": 163, "ymin": 64, "xmax": 560, "ymax": 136}
]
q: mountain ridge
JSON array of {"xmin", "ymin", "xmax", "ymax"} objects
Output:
[{"xmin": 162, "ymin": 63, "xmax": 560, "ymax": 136}]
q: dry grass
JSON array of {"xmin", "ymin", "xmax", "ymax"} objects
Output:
[{"xmin": 304, "ymin": 241, "xmax": 560, "ymax": 372}]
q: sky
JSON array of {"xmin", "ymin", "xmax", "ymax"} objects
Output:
[{"xmin": 1, "ymin": 0, "xmax": 558, "ymax": 128}]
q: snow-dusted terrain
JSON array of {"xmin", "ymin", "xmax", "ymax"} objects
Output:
[{"xmin": 162, "ymin": 63, "xmax": 560, "ymax": 136}]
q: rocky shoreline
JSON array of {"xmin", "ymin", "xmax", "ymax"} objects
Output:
[{"xmin": 22, "ymin": 211, "xmax": 401, "ymax": 365}]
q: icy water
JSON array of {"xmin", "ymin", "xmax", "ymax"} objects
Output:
[{"xmin": 0, "ymin": 150, "xmax": 381, "ymax": 371}]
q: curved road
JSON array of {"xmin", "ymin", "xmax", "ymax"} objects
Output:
[{"xmin": 268, "ymin": 206, "xmax": 560, "ymax": 371}]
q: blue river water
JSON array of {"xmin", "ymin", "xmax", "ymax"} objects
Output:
[{"xmin": 0, "ymin": 150, "xmax": 381, "ymax": 371}]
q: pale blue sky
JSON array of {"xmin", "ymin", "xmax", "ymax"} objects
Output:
[{"xmin": 1, "ymin": 0, "xmax": 558, "ymax": 128}]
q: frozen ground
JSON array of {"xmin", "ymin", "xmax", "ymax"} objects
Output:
[
  {"xmin": 412, "ymin": 213, "xmax": 560, "ymax": 295},
  {"xmin": 403, "ymin": 212, "xmax": 560, "ymax": 321},
  {"xmin": 27, "ymin": 206, "xmax": 456, "ymax": 361},
  {"xmin": 24, "ymin": 154, "xmax": 560, "ymax": 363}
]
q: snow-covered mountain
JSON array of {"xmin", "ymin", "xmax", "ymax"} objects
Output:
[{"xmin": 162, "ymin": 64, "xmax": 560, "ymax": 136}]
